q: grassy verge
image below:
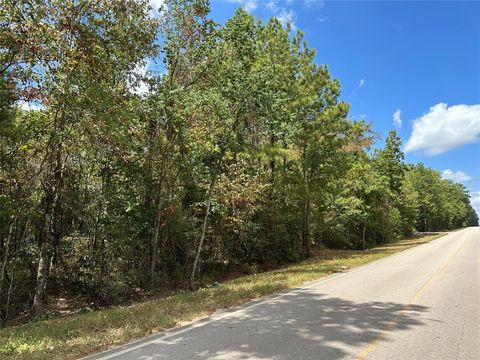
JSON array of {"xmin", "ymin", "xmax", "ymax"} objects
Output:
[{"xmin": 0, "ymin": 233, "xmax": 444, "ymax": 359}]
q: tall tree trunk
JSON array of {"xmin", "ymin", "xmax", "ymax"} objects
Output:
[
  {"xmin": 150, "ymin": 162, "xmax": 166, "ymax": 285},
  {"xmin": 301, "ymin": 144, "xmax": 310, "ymax": 259},
  {"xmin": 95, "ymin": 165, "xmax": 110, "ymax": 280},
  {"xmin": 144, "ymin": 115, "xmax": 158, "ymax": 284},
  {"xmin": 32, "ymin": 241, "xmax": 52, "ymax": 315},
  {"xmin": 362, "ymin": 223, "xmax": 367, "ymax": 250},
  {"xmin": 150, "ymin": 191, "xmax": 163, "ymax": 285},
  {"xmin": 0, "ymin": 218, "xmax": 15, "ymax": 302},
  {"xmin": 5, "ymin": 271, "xmax": 13, "ymax": 320},
  {"xmin": 303, "ymin": 197, "xmax": 311, "ymax": 258},
  {"xmin": 33, "ymin": 186, "xmax": 61, "ymax": 316},
  {"xmin": 144, "ymin": 115, "xmax": 157, "ymax": 218},
  {"xmin": 189, "ymin": 169, "xmax": 217, "ymax": 290},
  {"xmin": 149, "ymin": 119, "xmax": 175, "ymax": 286},
  {"xmin": 33, "ymin": 114, "xmax": 64, "ymax": 316}
]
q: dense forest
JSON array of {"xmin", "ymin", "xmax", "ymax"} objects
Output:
[{"xmin": 0, "ymin": 0, "xmax": 477, "ymax": 324}]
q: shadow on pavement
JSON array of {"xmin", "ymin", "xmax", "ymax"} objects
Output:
[{"xmin": 117, "ymin": 289, "xmax": 428, "ymax": 360}]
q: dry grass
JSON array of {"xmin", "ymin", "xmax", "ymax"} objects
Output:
[{"xmin": 0, "ymin": 233, "xmax": 444, "ymax": 359}]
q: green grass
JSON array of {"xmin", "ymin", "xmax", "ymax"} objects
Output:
[{"xmin": 0, "ymin": 233, "xmax": 444, "ymax": 359}]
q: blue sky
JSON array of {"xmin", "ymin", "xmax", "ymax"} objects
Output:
[{"xmin": 202, "ymin": 0, "xmax": 480, "ymax": 213}]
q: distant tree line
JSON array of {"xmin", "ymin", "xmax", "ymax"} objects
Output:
[{"xmin": 0, "ymin": 0, "xmax": 477, "ymax": 323}]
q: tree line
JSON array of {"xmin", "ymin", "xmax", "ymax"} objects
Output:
[{"xmin": 0, "ymin": 0, "xmax": 477, "ymax": 323}]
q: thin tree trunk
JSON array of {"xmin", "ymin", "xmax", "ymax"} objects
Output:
[
  {"xmin": 144, "ymin": 116, "xmax": 156, "ymax": 210},
  {"xmin": 0, "ymin": 218, "xmax": 15, "ymax": 300},
  {"xmin": 301, "ymin": 144, "xmax": 310, "ymax": 259},
  {"xmin": 189, "ymin": 170, "xmax": 217, "ymax": 290},
  {"xmin": 5, "ymin": 271, "xmax": 13, "ymax": 320},
  {"xmin": 33, "ymin": 113, "xmax": 64, "ymax": 316},
  {"xmin": 150, "ymin": 165, "xmax": 166, "ymax": 285},
  {"xmin": 149, "ymin": 120, "xmax": 174, "ymax": 285},
  {"xmin": 362, "ymin": 223, "xmax": 367, "ymax": 250},
  {"xmin": 150, "ymin": 197, "xmax": 163, "ymax": 284},
  {"xmin": 32, "ymin": 237, "xmax": 52, "ymax": 315},
  {"xmin": 144, "ymin": 115, "xmax": 157, "ymax": 283},
  {"xmin": 303, "ymin": 197, "xmax": 311, "ymax": 258},
  {"xmin": 33, "ymin": 184, "xmax": 61, "ymax": 315}
]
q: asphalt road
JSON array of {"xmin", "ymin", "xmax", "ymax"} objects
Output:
[{"xmin": 87, "ymin": 227, "xmax": 480, "ymax": 360}]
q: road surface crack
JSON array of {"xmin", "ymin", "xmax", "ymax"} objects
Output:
[{"xmin": 455, "ymin": 315, "xmax": 467, "ymax": 359}]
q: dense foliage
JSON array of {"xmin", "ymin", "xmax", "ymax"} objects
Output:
[{"xmin": 0, "ymin": 0, "xmax": 477, "ymax": 323}]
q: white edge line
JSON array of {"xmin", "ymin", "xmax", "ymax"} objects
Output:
[{"xmin": 86, "ymin": 231, "xmax": 458, "ymax": 360}]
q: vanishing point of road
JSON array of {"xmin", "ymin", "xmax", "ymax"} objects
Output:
[{"xmin": 87, "ymin": 227, "xmax": 480, "ymax": 360}]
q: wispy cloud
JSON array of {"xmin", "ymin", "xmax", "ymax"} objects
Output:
[
  {"xmin": 351, "ymin": 114, "xmax": 367, "ymax": 121},
  {"xmin": 304, "ymin": 0, "xmax": 325, "ymax": 8},
  {"xmin": 244, "ymin": 0, "xmax": 258, "ymax": 12},
  {"xmin": 265, "ymin": 0, "xmax": 298, "ymax": 30},
  {"xmin": 276, "ymin": 9, "xmax": 297, "ymax": 30},
  {"xmin": 228, "ymin": 0, "xmax": 300, "ymax": 31},
  {"xmin": 347, "ymin": 78, "xmax": 366, "ymax": 101},
  {"xmin": 265, "ymin": 0, "xmax": 276, "ymax": 11},
  {"xmin": 393, "ymin": 109, "xmax": 402, "ymax": 129},
  {"xmin": 441, "ymin": 169, "xmax": 472, "ymax": 183},
  {"xmin": 404, "ymin": 103, "xmax": 480, "ymax": 155},
  {"xmin": 391, "ymin": 23, "xmax": 403, "ymax": 32},
  {"xmin": 149, "ymin": 0, "xmax": 166, "ymax": 16},
  {"xmin": 315, "ymin": 15, "xmax": 329, "ymax": 23},
  {"xmin": 228, "ymin": 0, "xmax": 258, "ymax": 13}
]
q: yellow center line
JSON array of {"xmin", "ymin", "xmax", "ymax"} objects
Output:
[{"xmin": 355, "ymin": 230, "xmax": 470, "ymax": 360}]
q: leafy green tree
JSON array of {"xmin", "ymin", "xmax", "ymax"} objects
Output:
[
  {"xmin": 1, "ymin": 0, "xmax": 158, "ymax": 315},
  {"xmin": 373, "ymin": 130, "xmax": 418, "ymax": 237},
  {"xmin": 373, "ymin": 130, "xmax": 405, "ymax": 193},
  {"xmin": 337, "ymin": 158, "xmax": 391, "ymax": 248}
]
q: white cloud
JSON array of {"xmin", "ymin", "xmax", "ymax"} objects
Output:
[
  {"xmin": 347, "ymin": 78, "xmax": 365, "ymax": 100},
  {"xmin": 392, "ymin": 23, "xmax": 403, "ymax": 32},
  {"xmin": 304, "ymin": 0, "xmax": 325, "ymax": 8},
  {"xmin": 393, "ymin": 109, "xmax": 402, "ymax": 129},
  {"xmin": 129, "ymin": 60, "xmax": 150, "ymax": 96},
  {"xmin": 244, "ymin": 0, "xmax": 258, "ymax": 12},
  {"xmin": 441, "ymin": 169, "xmax": 472, "ymax": 183},
  {"xmin": 265, "ymin": 0, "xmax": 277, "ymax": 11},
  {"xmin": 470, "ymin": 192, "xmax": 480, "ymax": 218},
  {"xmin": 149, "ymin": 0, "xmax": 167, "ymax": 17},
  {"xmin": 264, "ymin": 0, "xmax": 297, "ymax": 31},
  {"xmin": 227, "ymin": 0, "xmax": 258, "ymax": 13},
  {"xmin": 275, "ymin": 8, "xmax": 297, "ymax": 30},
  {"xmin": 351, "ymin": 114, "xmax": 366, "ymax": 121},
  {"xmin": 404, "ymin": 103, "xmax": 480, "ymax": 156},
  {"xmin": 229, "ymin": 0, "xmax": 299, "ymax": 31}
]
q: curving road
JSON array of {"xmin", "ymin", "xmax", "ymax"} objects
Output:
[{"xmin": 87, "ymin": 227, "xmax": 480, "ymax": 360}]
